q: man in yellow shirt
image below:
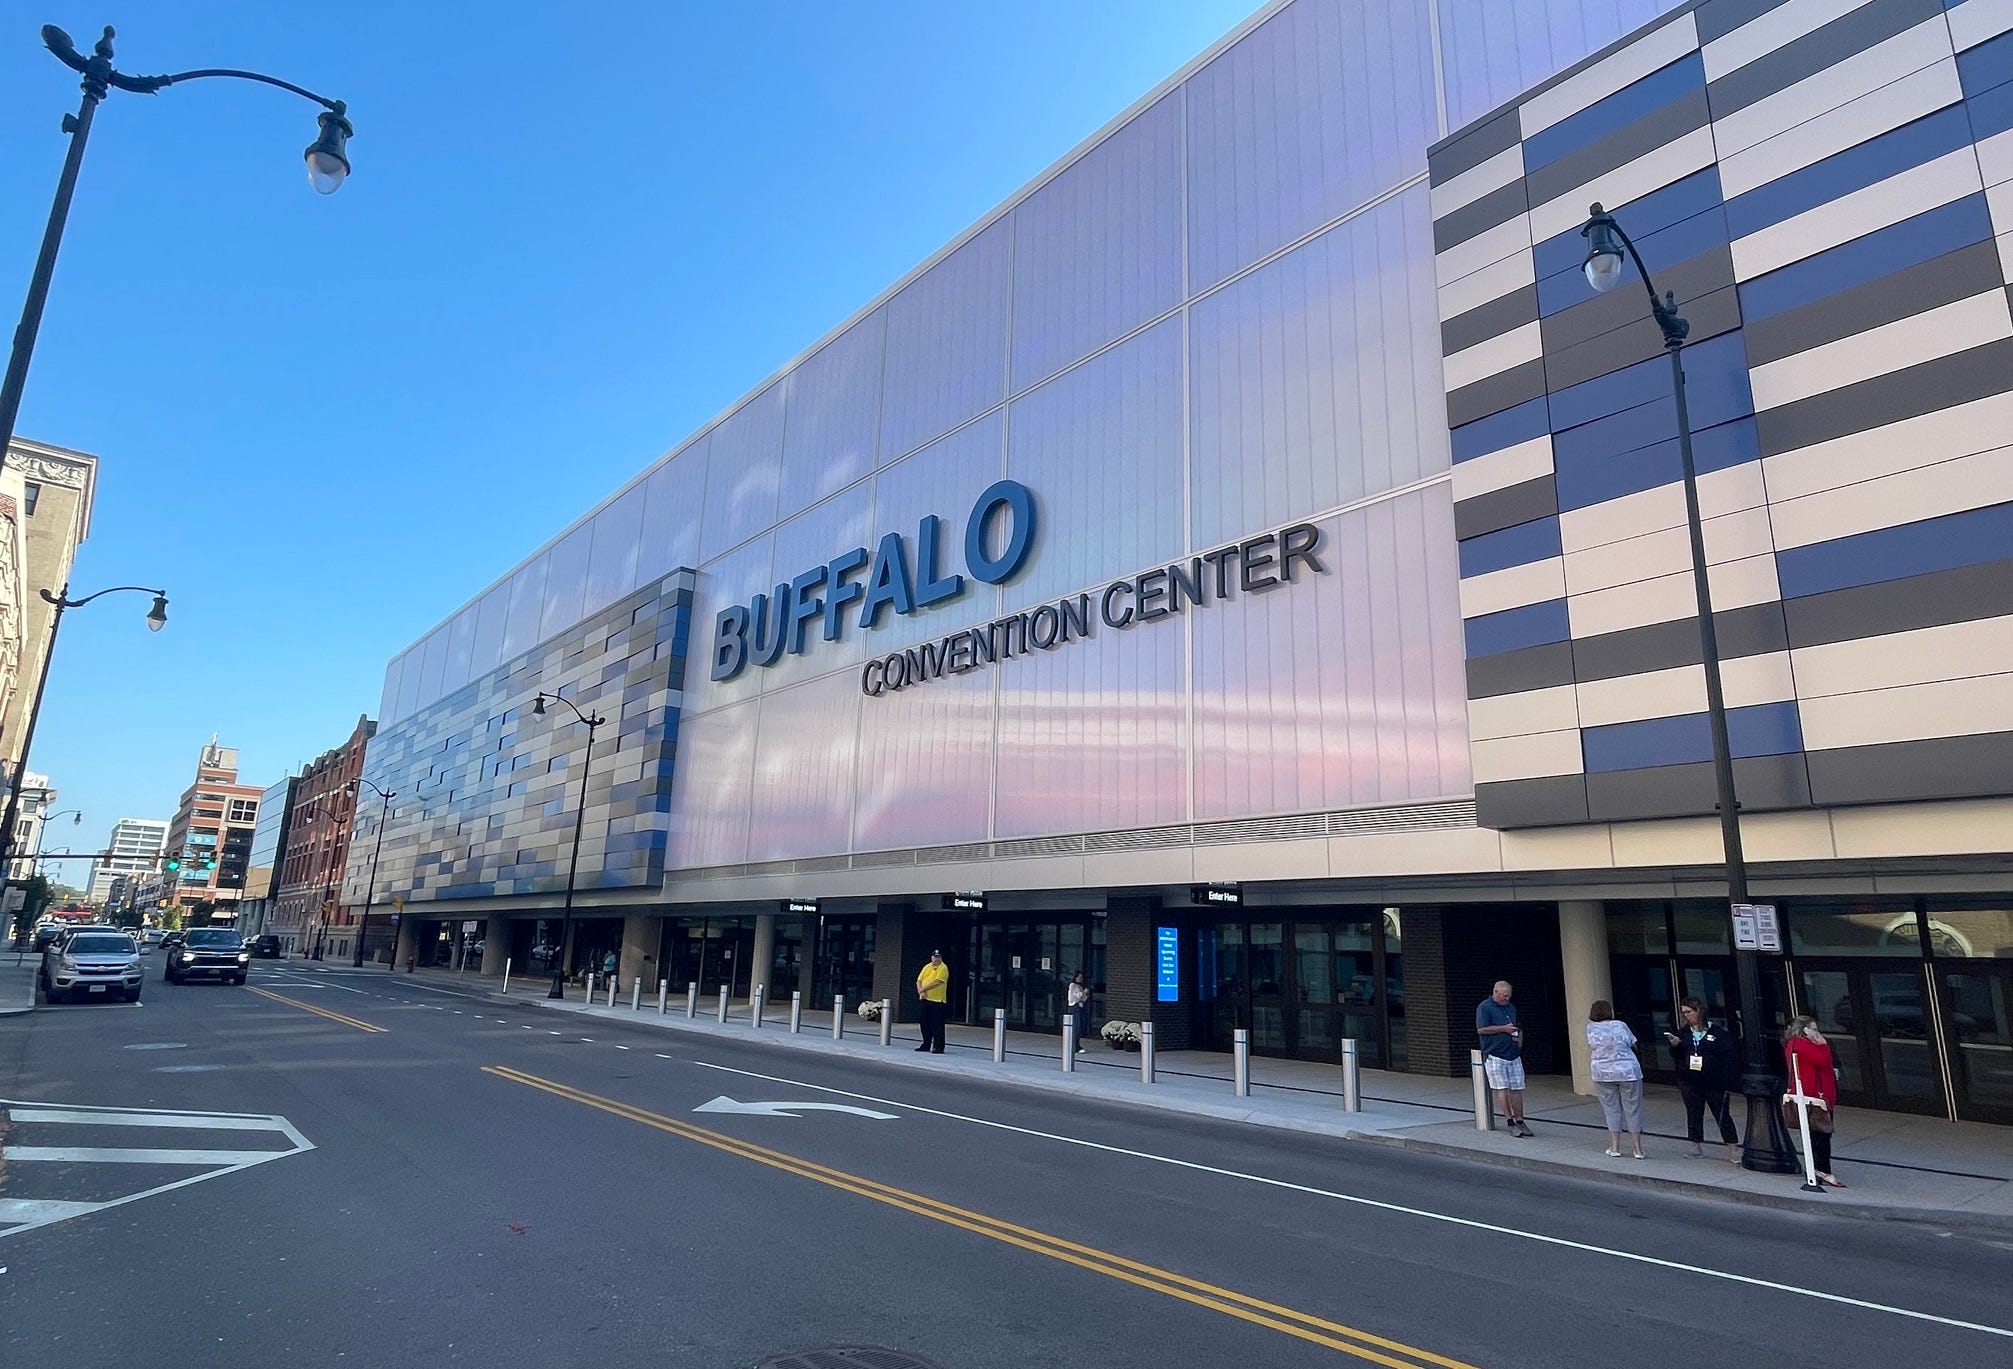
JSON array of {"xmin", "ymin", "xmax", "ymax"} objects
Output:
[{"xmin": 915, "ymin": 949, "xmax": 950, "ymax": 1054}]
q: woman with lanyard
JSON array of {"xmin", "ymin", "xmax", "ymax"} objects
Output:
[{"xmin": 1663, "ymin": 996, "xmax": 1741, "ymax": 1161}]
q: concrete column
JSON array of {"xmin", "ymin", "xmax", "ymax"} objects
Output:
[
  {"xmin": 750, "ymin": 913, "xmax": 776, "ymax": 1001},
  {"xmin": 619, "ymin": 912, "xmax": 656, "ymax": 990},
  {"xmin": 392, "ymin": 915, "xmax": 417, "ymax": 971},
  {"xmin": 1558, "ymin": 900, "xmax": 1612, "ymax": 1098},
  {"xmin": 482, "ymin": 916, "xmax": 509, "ymax": 976}
]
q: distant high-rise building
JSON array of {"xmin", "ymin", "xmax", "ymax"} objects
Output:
[
  {"xmin": 87, "ymin": 818, "xmax": 170, "ymax": 904},
  {"xmin": 160, "ymin": 738, "xmax": 263, "ymax": 919}
]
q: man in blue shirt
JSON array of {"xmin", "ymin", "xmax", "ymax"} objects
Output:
[{"xmin": 1477, "ymin": 980, "xmax": 1533, "ymax": 1136}]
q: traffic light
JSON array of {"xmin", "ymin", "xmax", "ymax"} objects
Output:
[
  {"xmin": 202, "ymin": 855, "xmax": 217, "ymax": 872},
  {"xmin": 164, "ymin": 856, "xmax": 180, "ymax": 872}
]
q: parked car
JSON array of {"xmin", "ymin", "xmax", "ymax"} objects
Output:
[
  {"xmin": 164, "ymin": 928, "xmax": 250, "ymax": 985},
  {"xmin": 40, "ymin": 928, "xmax": 143, "ymax": 1003},
  {"xmin": 252, "ymin": 934, "xmax": 283, "ymax": 958},
  {"xmin": 142, "ymin": 928, "xmax": 165, "ymax": 946}
]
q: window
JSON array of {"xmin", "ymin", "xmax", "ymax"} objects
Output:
[
  {"xmin": 228, "ymin": 799, "xmax": 258, "ymax": 823},
  {"xmin": 22, "ymin": 482, "xmax": 38, "ymax": 515}
]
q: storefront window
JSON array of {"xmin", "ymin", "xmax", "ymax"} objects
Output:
[
  {"xmin": 1919, "ymin": 905, "xmax": 2013, "ymax": 959},
  {"xmin": 1606, "ymin": 904, "xmax": 1669, "ymax": 956},
  {"xmin": 1672, "ymin": 902, "xmax": 1733, "ymax": 954},
  {"xmin": 1788, "ymin": 901, "xmax": 1922, "ymax": 957}
]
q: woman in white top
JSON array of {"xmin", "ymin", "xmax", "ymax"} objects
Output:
[
  {"xmin": 1586, "ymin": 999, "xmax": 1646, "ymax": 1159},
  {"xmin": 1066, "ymin": 971, "xmax": 1091, "ymax": 1054}
]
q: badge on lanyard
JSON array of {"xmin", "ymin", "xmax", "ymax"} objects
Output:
[{"xmin": 1688, "ymin": 1053, "xmax": 1704, "ymax": 1071}]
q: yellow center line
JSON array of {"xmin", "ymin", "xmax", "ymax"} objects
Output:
[
  {"xmin": 246, "ymin": 986, "xmax": 388, "ymax": 1034},
  {"xmin": 482, "ymin": 1065, "xmax": 1476, "ymax": 1369}
]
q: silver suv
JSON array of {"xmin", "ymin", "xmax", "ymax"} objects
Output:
[{"xmin": 41, "ymin": 927, "xmax": 143, "ymax": 1004}]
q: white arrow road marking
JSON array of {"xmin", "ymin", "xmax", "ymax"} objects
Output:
[
  {"xmin": 692, "ymin": 1095, "xmax": 897, "ymax": 1120},
  {"xmin": 6, "ymin": 1146, "xmax": 285, "ymax": 1165},
  {"xmin": 6, "ymin": 1109, "xmax": 284, "ymax": 1130},
  {"xmin": 0, "ymin": 1099, "xmax": 313, "ymax": 1240}
]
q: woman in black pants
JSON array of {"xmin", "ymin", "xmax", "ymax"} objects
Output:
[{"xmin": 1663, "ymin": 997, "xmax": 1741, "ymax": 1160}]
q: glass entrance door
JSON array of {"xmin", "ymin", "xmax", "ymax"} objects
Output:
[
  {"xmin": 968, "ymin": 920, "xmax": 1093, "ymax": 1033},
  {"xmin": 812, "ymin": 917, "xmax": 876, "ymax": 1008},
  {"xmin": 1940, "ymin": 965, "xmax": 2013, "ymax": 1123},
  {"xmin": 1797, "ymin": 963, "xmax": 1945, "ymax": 1116},
  {"xmin": 1247, "ymin": 923, "xmax": 1287, "ymax": 1052}
]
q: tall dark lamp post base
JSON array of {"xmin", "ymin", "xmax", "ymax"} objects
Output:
[{"xmin": 1739, "ymin": 1070, "xmax": 1800, "ymax": 1173}]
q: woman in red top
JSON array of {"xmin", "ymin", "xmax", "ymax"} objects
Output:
[{"xmin": 1783, "ymin": 1014, "xmax": 1843, "ymax": 1188}]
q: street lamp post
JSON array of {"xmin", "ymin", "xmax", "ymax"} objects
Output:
[
  {"xmin": 351, "ymin": 778, "xmax": 395, "ymax": 968},
  {"xmin": 531, "ymin": 692, "xmax": 605, "ymax": 1000},
  {"xmin": 0, "ymin": 26, "xmax": 352, "ymax": 472},
  {"xmin": 0, "ymin": 585, "xmax": 165, "ymax": 926},
  {"xmin": 1580, "ymin": 203, "xmax": 1796, "ymax": 1174}
]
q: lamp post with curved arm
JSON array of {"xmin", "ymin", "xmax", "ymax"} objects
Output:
[
  {"xmin": 1580, "ymin": 202, "xmax": 1796, "ymax": 1174},
  {"xmin": 531, "ymin": 692, "xmax": 606, "ymax": 999},
  {"xmin": 349, "ymin": 777, "xmax": 396, "ymax": 968},
  {"xmin": 0, "ymin": 24, "xmax": 353, "ymax": 473},
  {"xmin": 0, "ymin": 584, "xmax": 166, "ymax": 924}
]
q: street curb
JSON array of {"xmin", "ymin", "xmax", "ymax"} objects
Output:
[
  {"xmin": 1355, "ymin": 1132, "xmax": 2013, "ymax": 1233},
  {"xmin": 382, "ymin": 975, "xmax": 2013, "ymax": 1234}
]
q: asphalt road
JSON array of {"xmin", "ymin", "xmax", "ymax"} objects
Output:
[{"xmin": 2, "ymin": 961, "xmax": 2010, "ymax": 1369}]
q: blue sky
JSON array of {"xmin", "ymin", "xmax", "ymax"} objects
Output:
[{"xmin": 0, "ymin": 0, "xmax": 1261, "ymax": 865}]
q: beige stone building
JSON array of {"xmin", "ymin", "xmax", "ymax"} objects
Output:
[{"xmin": 0, "ymin": 437, "xmax": 97, "ymax": 787}]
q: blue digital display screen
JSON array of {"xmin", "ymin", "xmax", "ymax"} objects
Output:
[{"xmin": 1155, "ymin": 926, "xmax": 1179, "ymax": 1003}]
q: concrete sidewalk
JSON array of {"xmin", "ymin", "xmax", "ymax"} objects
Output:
[
  {"xmin": 1, "ymin": 952, "xmax": 38, "ymax": 1016},
  {"xmin": 365, "ymin": 965, "xmax": 2013, "ymax": 1230}
]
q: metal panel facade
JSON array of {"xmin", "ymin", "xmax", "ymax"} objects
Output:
[
  {"xmin": 1434, "ymin": 0, "xmax": 2013, "ymax": 827},
  {"xmin": 373, "ymin": 0, "xmax": 1813, "ymax": 885}
]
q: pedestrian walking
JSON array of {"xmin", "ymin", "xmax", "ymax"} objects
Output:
[
  {"xmin": 602, "ymin": 950, "xmax": 617, "ymax": 980},
  {"xmin": 915, "ymin": 949, "xmax": 949, "ymax": 1054},
  {"xmin": 1585, "ymin": 1000, "xmax": 1645, "ymax": 1159},
  {"xmin": 1663, "ymin": 996, "xmax": 1740, "ymax": 1160},
  {"xmin": 1066, "ymin": 970, "xmax": 1090, "ymax": 1053},
  {"xmin": 1476, "ymin": 980, "xmax": 1533, "ymax": 1136},
  {"xmin": 1783, "ymin": 1014, "xmax": 1844, "ymax": 1188}
]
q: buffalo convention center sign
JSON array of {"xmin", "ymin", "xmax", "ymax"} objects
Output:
[{"xmin": 707, "ymin": 479, "xmax": 1329, "ymax": 696}]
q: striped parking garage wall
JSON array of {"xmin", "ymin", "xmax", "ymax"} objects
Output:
[{"xmin": 1433, "ymin": 0, "xmax": 2013, "ymax": 828}]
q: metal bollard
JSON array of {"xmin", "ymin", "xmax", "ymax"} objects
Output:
[
  {"xmin": 1470, "ymin": 1049, "xmax": 1495, "ymax": 1132},
  {"xmin": 1061, "ymin": 1016, "xmax": 1076, "ymax": 1072},
  {"xmin": 878, "ymin": 999, "xmax": 893, "ymax": 1047},
  {"xmin": 586, "ymin": 972, "xmax": 596, "ymax": 1003},
  {"xmin": 631, "ymin": 977, "xmax": 642, "ymax": 1012},
  {"xmin": 657, "ymin": 979, "xmax": 668, "ymax": 1015},
  {"xmin": 751, "ymin": 985, "xmax": 765, "ymax": 1029},
  {"xmin": 1233, "ymin": 1028, "xmax": 1251, "ymax": 1097},
  {"xmin": 789, "ymin": 990, "xmax": 802, "ymax": 1034},
  {"xmin": 716, "ymin": 985, "xmax": 729, "ymax": 1024},
  {"xmin": 502, "ymin": 958, "xmax": 512, "ymax": 994},
  {"xmin": 685, "ymin": 981, "xmax": 698, "ymax": 1018},
  {"xmin": 1341, "ymin": 1036, "xmax": 1361, "ymax": 1113},
  {"xmin": 1140, "ymin": 1020, "xmax": 1155, "ymax": 1084},
  {"xmin": 606, "ymin": 978, "xmax": 618, "ymax": 1009},
  {"xmin": 833, "ymin": 995, "xmax": 845, "ymax": 1039},
  {"xmin": 992, "ymin": 1008, "xmax": 1006, "ymax": 1062}
]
